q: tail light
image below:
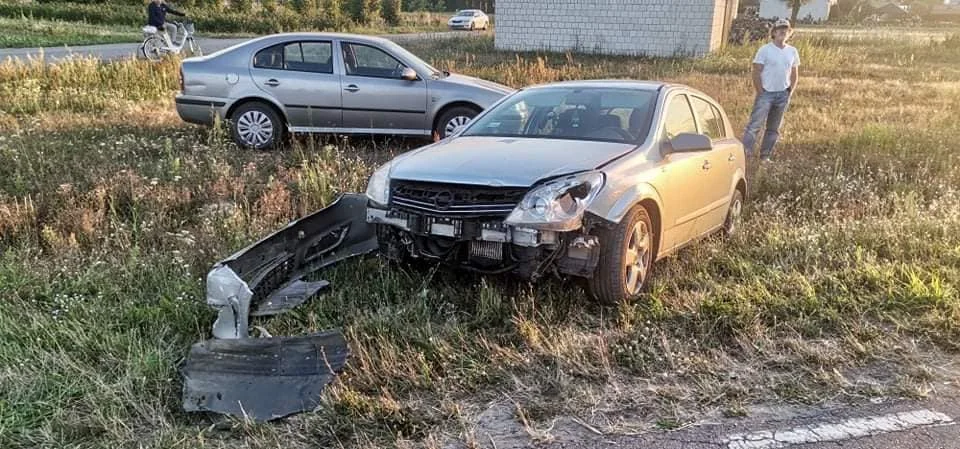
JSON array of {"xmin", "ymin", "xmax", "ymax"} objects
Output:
[{"xmin": 179, "ymin": 67, "xmax": 184, "ymax": 92}]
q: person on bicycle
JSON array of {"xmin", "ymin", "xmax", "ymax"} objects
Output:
[{"xmin": 147, "ymin": 0, "xmax": 186, "ymax": 47}]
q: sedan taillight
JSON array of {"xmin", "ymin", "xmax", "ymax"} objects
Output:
[{"xmin": 179, "ymin": 67, "xmax": 184, "ymax": 92}]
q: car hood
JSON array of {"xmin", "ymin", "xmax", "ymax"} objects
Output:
[
  {"xmin": 437, "ymin": 73, "xmax": 514, "ymax": 96},
  {"xmin": 389, "ymin": 136, "xmax": 636, "ymax": 187}
]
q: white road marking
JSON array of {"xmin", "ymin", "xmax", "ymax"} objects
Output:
[{"xmin": 724, "ymin": 409, "xmax": 955, "ymax": 449}]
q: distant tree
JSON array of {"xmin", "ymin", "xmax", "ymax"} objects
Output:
[
  {"xmin": 322, "ymin": 0, "xmax": 344, "ymax": 27},
  {"xmin": 381, "ymin": 0, "xmax": 402, "ymax": 25},
  {"xmin": 236, "ymin": 0, "xmax": 253, "ymax": 12},
  {"xmin": 785, "ymin": 0, "xmax": 812, "ymax": 22},
  {"xmin": 363, "ymin": 0, "xmax": 381, "ymax": 22}
]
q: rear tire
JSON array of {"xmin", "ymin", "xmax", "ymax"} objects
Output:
[
  {"xmin": 722, "ymin": 188, "xmax": 744, "ymax": 238},
  {"xmin": 230, "ymin": 102, "xmax": 284, "ymax": 150},
  {"xmin": 434, "ymin": 105, "xmax": 480, "ymax": 140},
  {"xmin": 588, "ymin": 205, "xmax": 656, "ymax": 305},
  {"xmin": 141, "ymin": 36, "xmax": 164, "ymax": 62}
]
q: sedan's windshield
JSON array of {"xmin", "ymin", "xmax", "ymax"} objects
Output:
[
  {"xmin": 381, "ymin": 40, "xmax": 443, "ymax": 78},
  {"xmin": 457, "ymin": 10, "xmax": 477, "ymax": 16},
  {"xmin": 462, "ymin": 87, "xmax": 658, "ymax": 144}
]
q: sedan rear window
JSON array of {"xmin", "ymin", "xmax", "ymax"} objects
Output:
[
  {"xmin": 253, "ymin": 44, "xmax": 283, "ymax": 69},
  {"xmin": 462, "ymin": 87, "xmax": 658, "ymax": 144}
]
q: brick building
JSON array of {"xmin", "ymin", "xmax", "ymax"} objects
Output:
[{"xmin": 494, "ymin": 0, "xmax": 739, "ymax": 58}]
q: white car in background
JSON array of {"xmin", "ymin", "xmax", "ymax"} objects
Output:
[{"xmin": 447, "ymin": 9, "xmax": 490, "ymax": 30}]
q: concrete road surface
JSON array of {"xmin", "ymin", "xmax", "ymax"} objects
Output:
[
  {"xmin": 0, "ymin": 30, "xmax": 490, "ymax": 63},
  {"xmin": 471, "ymin": 393, "xmax": 960, "ymax": 449}
]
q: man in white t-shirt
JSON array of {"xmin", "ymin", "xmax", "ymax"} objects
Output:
[{"xmin": 742, "ymin": 18, "xmax": 800, "ymax": 162}]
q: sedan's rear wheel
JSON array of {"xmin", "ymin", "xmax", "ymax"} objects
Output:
[
  {"xmin": 230, "ymin": 102, "xmax": 284, "ymax": 150},
  {"xmin": 588, "ymin": 205, "xmax": 656, "ymax": 305},
  {"xmin": 435, "ymin": 106, "xmax": 479, "ymax": 140}
]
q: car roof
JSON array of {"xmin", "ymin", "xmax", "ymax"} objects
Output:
[
  {"xmin": 522, "ymin": 80, "xmax": 717, "ymax": 101},
  {"xmin": 240, "ymin": 32, "xmax": 396, "ymax": 48},
  {"xmin": 524, "ymin": 80, "xmax": 667, "ymax": 91}
]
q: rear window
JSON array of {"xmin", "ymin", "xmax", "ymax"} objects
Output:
[{"xmin": 253, "ymin": 44, "xmax": 283, "ymax": 69}]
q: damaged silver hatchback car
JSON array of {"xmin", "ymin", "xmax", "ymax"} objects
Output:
[{"xmin": 366, "ymin": 81, "xmax": 747, "ymax": 303}]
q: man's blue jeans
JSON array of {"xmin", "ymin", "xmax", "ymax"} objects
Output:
[{"xmin": 742, "ymin": 89, "xmax": 791, "ymax": 159}]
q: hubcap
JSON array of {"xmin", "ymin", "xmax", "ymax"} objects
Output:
[
  {"xmin": 444, "ymin": 115, "xmax": 472, "ymax": 136},
  {"xmin": 624, "ymin": 220, "xmax": 651, "ymax": 295},
  {"xmin": 237, "ymin": 110, "xmax": 274, "ymax": 147},
  {"xmin": 726, "ymin": 197, "xmax": 743, "ymax": 234}
]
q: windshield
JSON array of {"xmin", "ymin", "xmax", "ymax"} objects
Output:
[
  {"xmin": 381, "ymin": 40, "xmax": 442, "ymax": 77},
  {"xmin": 457, "ymin": 10, "xmax": 477, "ymax": 16},
  {"xmin": 462, "ymin": 87, "xmax": 658, "ymax": 144}
]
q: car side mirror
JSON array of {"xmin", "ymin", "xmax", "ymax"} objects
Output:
[
  {"xmin": 664, "ymin": 133, "xmax": 712, "ymax": 154},
  {"xmin": 400, "ymin": 67, "xmax": 418, "ymax": 81}
]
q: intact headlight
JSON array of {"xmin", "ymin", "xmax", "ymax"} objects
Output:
[
  {"xmin": 365, "ymin": 161, "xmax": 392, "ymax": 206},
  {"xmin": 505, "ymin": 171, "xmax": 605, "ymax": 231}
]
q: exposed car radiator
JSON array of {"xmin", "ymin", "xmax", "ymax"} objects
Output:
[{"xmin": 470, "ymin": 240, "xmax": 503, "ymax": 260}]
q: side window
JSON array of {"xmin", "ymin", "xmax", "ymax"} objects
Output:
[
  {"xmin": 284, "ymin": 41, "xmax": 333, "ymax": 73},
  {"xmin": 343, "ymin": 42, "xmax": 404, "ymax": 78},
  {"xmin": 253, "ymin": 44, "xmax": 283, "ymax": 69},
  {"xmin": 710, "ymin": 104, "xmax": 727, "ymax": 138},
  {"xmin": 283, "ymin": 43, "xmax": 303, "ymax": 69},
  {"xmin": 663, "ymin": 94, "xmax": 697, "ymax": 140},
  {"xmin": 691, "ymin": 96, "xmax": 723, "ymax": 140},
  {"xmin": 254, "ymin": 42, "xmax": 333, "ymax": 73}
]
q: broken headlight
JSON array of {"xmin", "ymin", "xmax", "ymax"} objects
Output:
[
  {"xmin": 505, "ymin": 171, "xmax": 605, "ymax": 232},
  {"xmin": 365, "ymin": 161, "xmax": 393, "ymax": 207}
]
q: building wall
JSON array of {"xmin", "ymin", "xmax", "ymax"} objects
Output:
[
  {"xmin": 494, "ymin": 0, "xmax": 736, "ymax": 58},
  {"xmin": 759, "ymin": 0, "xmax": 833, "ymax": 22}
]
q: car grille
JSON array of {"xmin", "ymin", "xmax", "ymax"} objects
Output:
[{"xmin": 390, "ymin": 180, "xmax": 527, "ymax": 218}]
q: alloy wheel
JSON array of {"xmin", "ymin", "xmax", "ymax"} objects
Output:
[
  {"xmin": 624, "ymin": 220, "xmax": 651, "ymax": 295},
  {"xmin": 236, "ymin": 110, "xmax": 274, "ymax": 147},
  {"xmin": 444, "ymin": 115, "xmax": 472, "ymax": 136}
]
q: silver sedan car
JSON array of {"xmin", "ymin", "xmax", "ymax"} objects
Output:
[
  {"xmin": 447, "ymin": 9, "xmax": 490, "ymax": 30},
  {"xmin": 175, "ymin": 33, "xmax": 513, "ymax": 149},
  {"xmin": 366, "ymin": 81, "xmax": 747, "ymax": 304}
]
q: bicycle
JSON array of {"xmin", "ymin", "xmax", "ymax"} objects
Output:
[{"xmin": 140, "ymin": 20, "xmax": 202, "ymax": 61}]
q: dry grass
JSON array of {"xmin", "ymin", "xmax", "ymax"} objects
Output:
[{"xmin": 1, "ymin": 29, "xmax": 960, "ymax": 448}]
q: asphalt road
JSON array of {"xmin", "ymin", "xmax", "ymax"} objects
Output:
[
  {"xmin": 0, "ymin": 30, "xmax": 490, "ymax": 63},
  {"xmin": 470, "ymin": 393, "xmax": 960, "ymax": 449},
  {"xmin": 560, "ymin": 397, "xmax": 960, "ymax": 449}
]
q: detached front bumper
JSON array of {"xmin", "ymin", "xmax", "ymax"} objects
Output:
[{"xmin": 175, "ymin": 95, "xmax": 227, "ymax": 125}]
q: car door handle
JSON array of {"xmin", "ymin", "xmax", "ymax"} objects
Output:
[
  {"xmin": 702, "ymin": 160, "xmax": 712, "ymax": 170},
  {"xmin": 728, "ymin": 154, "xmax": 736, "ymax": 162},
  {"xmin": 263, "ymin": 79, "xmax": 280, "ymax": 87},
  {"xmin": 344, "ymin": 84, "xmax": 360, "ymax": 93}
]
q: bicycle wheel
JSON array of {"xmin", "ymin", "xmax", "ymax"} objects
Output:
[{"xmin": 141, "ymin": 36, "xmax": 164, "ymax": 62}]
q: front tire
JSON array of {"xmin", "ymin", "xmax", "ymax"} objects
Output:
[
  {"xmin": 186, "ymin": 38, "xmax": 203, "ymax": 57},
  {"xmin": 435, "ymin": 106, "xmax": 479, "ymax": 140},
  {"xmin": 230, "ymin": 102, "xmax": 284, "ymax": 150},
  {"xmin": 588, "ymin": 205, "xmax": 656, "ymax": 305}
]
